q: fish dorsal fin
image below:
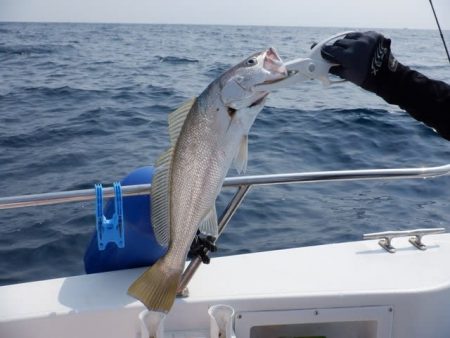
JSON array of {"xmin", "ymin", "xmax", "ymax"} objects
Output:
[
  {"xmin": 150, "ymin": 98, "xmax": 196, "ymax": 247},
  {"xmin": 151, "ymin": 148, "xmax": 172, "ymax": 247},
  {"xmin": 168, "ymin": 98, "xmax": 196, "ymax": 145},
  {"xmin": 233, "ymin": 135, "xmax": 248, "ymax": 174},
  {"xmin": 198, "ymin": 205, "xmax": 219, "ymax": 238}
]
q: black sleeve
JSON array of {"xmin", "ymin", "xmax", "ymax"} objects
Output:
[{"xmin": 375, "ymin": 62, "xmax": 450, "ymax": 140}]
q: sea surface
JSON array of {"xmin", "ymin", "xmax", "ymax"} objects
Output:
[{"xmin": 1, "ymin": 22, "xmax": 450, "ymax": 286}]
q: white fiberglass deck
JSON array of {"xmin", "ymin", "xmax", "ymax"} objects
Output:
[{"xmin": 1, "ymin": 233, "xmax": 450, "ymax": 338}]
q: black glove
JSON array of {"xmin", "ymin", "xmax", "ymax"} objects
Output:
[{"xmin": 321, "ymin": 31, "xmax": 398, "ymax": 93}]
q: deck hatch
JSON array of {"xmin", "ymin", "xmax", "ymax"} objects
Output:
[{"xmin": 235, "ymin": 306, "xmax": 393, "ymax": 338}]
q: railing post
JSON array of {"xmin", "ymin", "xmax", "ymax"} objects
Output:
[{"xmin": 177, "ymin": 185, "xmax": 251, "ymax": 295}]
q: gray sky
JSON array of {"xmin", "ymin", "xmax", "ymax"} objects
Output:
[{"xmin": 1, "ymin": 0, "xmax": 449, "ymax": 29}]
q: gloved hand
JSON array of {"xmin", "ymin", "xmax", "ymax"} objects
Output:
[{"xmin": 321, "ymin": 31, "xmax": 398, "ymax": 93}]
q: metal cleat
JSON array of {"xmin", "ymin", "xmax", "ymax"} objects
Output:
[{"xmin": 363, "ymin": 228, "xmax": 446, "ymax": 253}]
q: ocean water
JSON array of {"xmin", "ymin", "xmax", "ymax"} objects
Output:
[{"xmin": 1, "ymin": 22, "xmax": 450, "ymax": 286}]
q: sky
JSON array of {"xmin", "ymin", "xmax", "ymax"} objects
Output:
[{"xmin": 0, "ymin": 0, "xmax": 449, "ymax": 30}]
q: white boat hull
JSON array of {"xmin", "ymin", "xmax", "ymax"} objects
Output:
[{"xmin": 2, "ymin": 233, "xmax": 450, "ymax": 337}]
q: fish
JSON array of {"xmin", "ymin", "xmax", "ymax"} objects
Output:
[{"xmin": 128, "ymin": 48, "xmax": 288, "ymax": 313}]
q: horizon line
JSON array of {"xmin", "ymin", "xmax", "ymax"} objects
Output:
[{"xmin": 0, "ymin": 19, "xmax": 445, "ymax": 32}]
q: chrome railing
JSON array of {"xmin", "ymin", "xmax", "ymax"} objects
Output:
[
  {"xmin": 1, "ymin": 163, "xmax": 450, "ymax": 292},
  {"xmin": 1, "ymin": 164, "xmax": 450, "ymax": 210}
]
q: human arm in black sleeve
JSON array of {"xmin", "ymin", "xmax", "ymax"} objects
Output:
[{"xmin": 321, "ymin": 31, "xmax": 450, "ymax": 141}]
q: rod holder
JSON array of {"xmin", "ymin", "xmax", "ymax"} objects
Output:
[
  {"xmin": 209, "ymin": 304, "xmax": 236, "ymax": 338},
  {"xmin": 138, "ymin": 310, "xmax": 165, "ymax": 338},
  {"xmin": 95, "ymin": 182, "xmax": 125, "ymax": 250}
]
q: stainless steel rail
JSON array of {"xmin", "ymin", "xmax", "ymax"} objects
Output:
[
  {"xmin": 1, "ymin": 164, "xmax": 450, "ymax": 210},
  {"xmin": 0, "ymin": 184, "xmax": 151, "ymax": 210},
  {"xmin": 1, "ymin": 163, "xmax": 450, "ymax": 297},
  {"xmin": 176, "ymin": 164, "xmax": 450, "ymax": 293}
]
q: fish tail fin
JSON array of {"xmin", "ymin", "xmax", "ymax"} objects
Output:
[{"xmin": 128, "ymin": 260, "xmax": 181, "ymax": 313}]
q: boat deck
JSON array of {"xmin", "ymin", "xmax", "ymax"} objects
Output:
[{"xmin": 2, "ymin": 233, "xmax": 450, "ymax": 337}]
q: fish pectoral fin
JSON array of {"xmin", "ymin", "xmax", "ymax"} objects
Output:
[
  {"xmin": 198, "ymin": 205, "xmax": 219, "ymax": 238},
  {"xmin": 128, "ymin": 259, "xmax": 181, "ymax": 313},
  {"xmin": 233, "ymin": 135, "xmax": 248, "ymax": 174}
]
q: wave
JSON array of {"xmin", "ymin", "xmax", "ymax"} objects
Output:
[
  {"xmin": 21, "ymin": 85, "xmax": 105, "ymax": 99},
  {"xmin": 90, "ymin": 60, "xmax": 114, "ymax": 65},
  {"xmin": 0, "ymin": 126, "xmax": 82, "ymax": 148},
  {"xmin": 144, "ymin": 84, "xmax": 178, "ymax": 100},
  {"xmin": 0, "ymin": 44, "xmax": 76, "ymax": 56},
  {"xmin": 155, "ymin": 55, "xmax": 199, "ymax": 64},
  {"xmin": 0, "ymin": 113, "xmax": 117, "ymax": 149},
  {"xmin": 204, "ymin": 61, "xmax": 230, "ymax": 78}
]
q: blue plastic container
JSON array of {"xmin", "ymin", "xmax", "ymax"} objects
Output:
[{"xmin": 84, "ymin": 166, "xmax": 167, "ymax": 274}]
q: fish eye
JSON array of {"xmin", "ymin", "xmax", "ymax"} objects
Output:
[{"xmin": 245, "ymin": 57, "xmax": 258, "ymax": 66}]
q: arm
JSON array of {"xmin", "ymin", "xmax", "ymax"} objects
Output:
[
  {"xmin": 376, "ymin": 62, "xmax": 450, "ymax": 140},
  {"xmin": 321, "ymin": 31, "xmax": 450, "ymax": 140}
]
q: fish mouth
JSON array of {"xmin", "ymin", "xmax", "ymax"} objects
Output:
[
  {"xmin": 263, "ymin": 47, "xmax": 288, "ymax": 81},
  {"xmin": 248, "ymin": 92, "xmax": 269, "ymax": 108},
  {"xmin": 264, "ymin": 48, "xmax": 283, "ymax": 69},
  {"xmin": 260, "ymin": 75, "xmax": 289, "ymax": 86}
]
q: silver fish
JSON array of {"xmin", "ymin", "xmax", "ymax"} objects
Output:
[{"xmin": 128, "ymin": 48, "xmax": 288, "ymax": 312}]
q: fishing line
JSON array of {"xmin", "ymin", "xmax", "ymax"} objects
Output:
[{"xmin": 428, "ymin": 0, "xmax": 450, "ymax": 64}]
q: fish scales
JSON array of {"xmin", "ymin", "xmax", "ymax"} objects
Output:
[{"xmin": 128, "ymin": 48, "xmax": 287, "ymax": 313}]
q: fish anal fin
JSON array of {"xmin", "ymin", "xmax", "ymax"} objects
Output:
[
  {"xmin": 198, "ymin": 206, "xmax": 219, "ymax": 238},
  {"xmin": 128, "ymin": 259, "xmax": 181, "ymax": 313},
  {"xmin": 233, "ymin": 135, "xmax": 248, "ymax": 174}
]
